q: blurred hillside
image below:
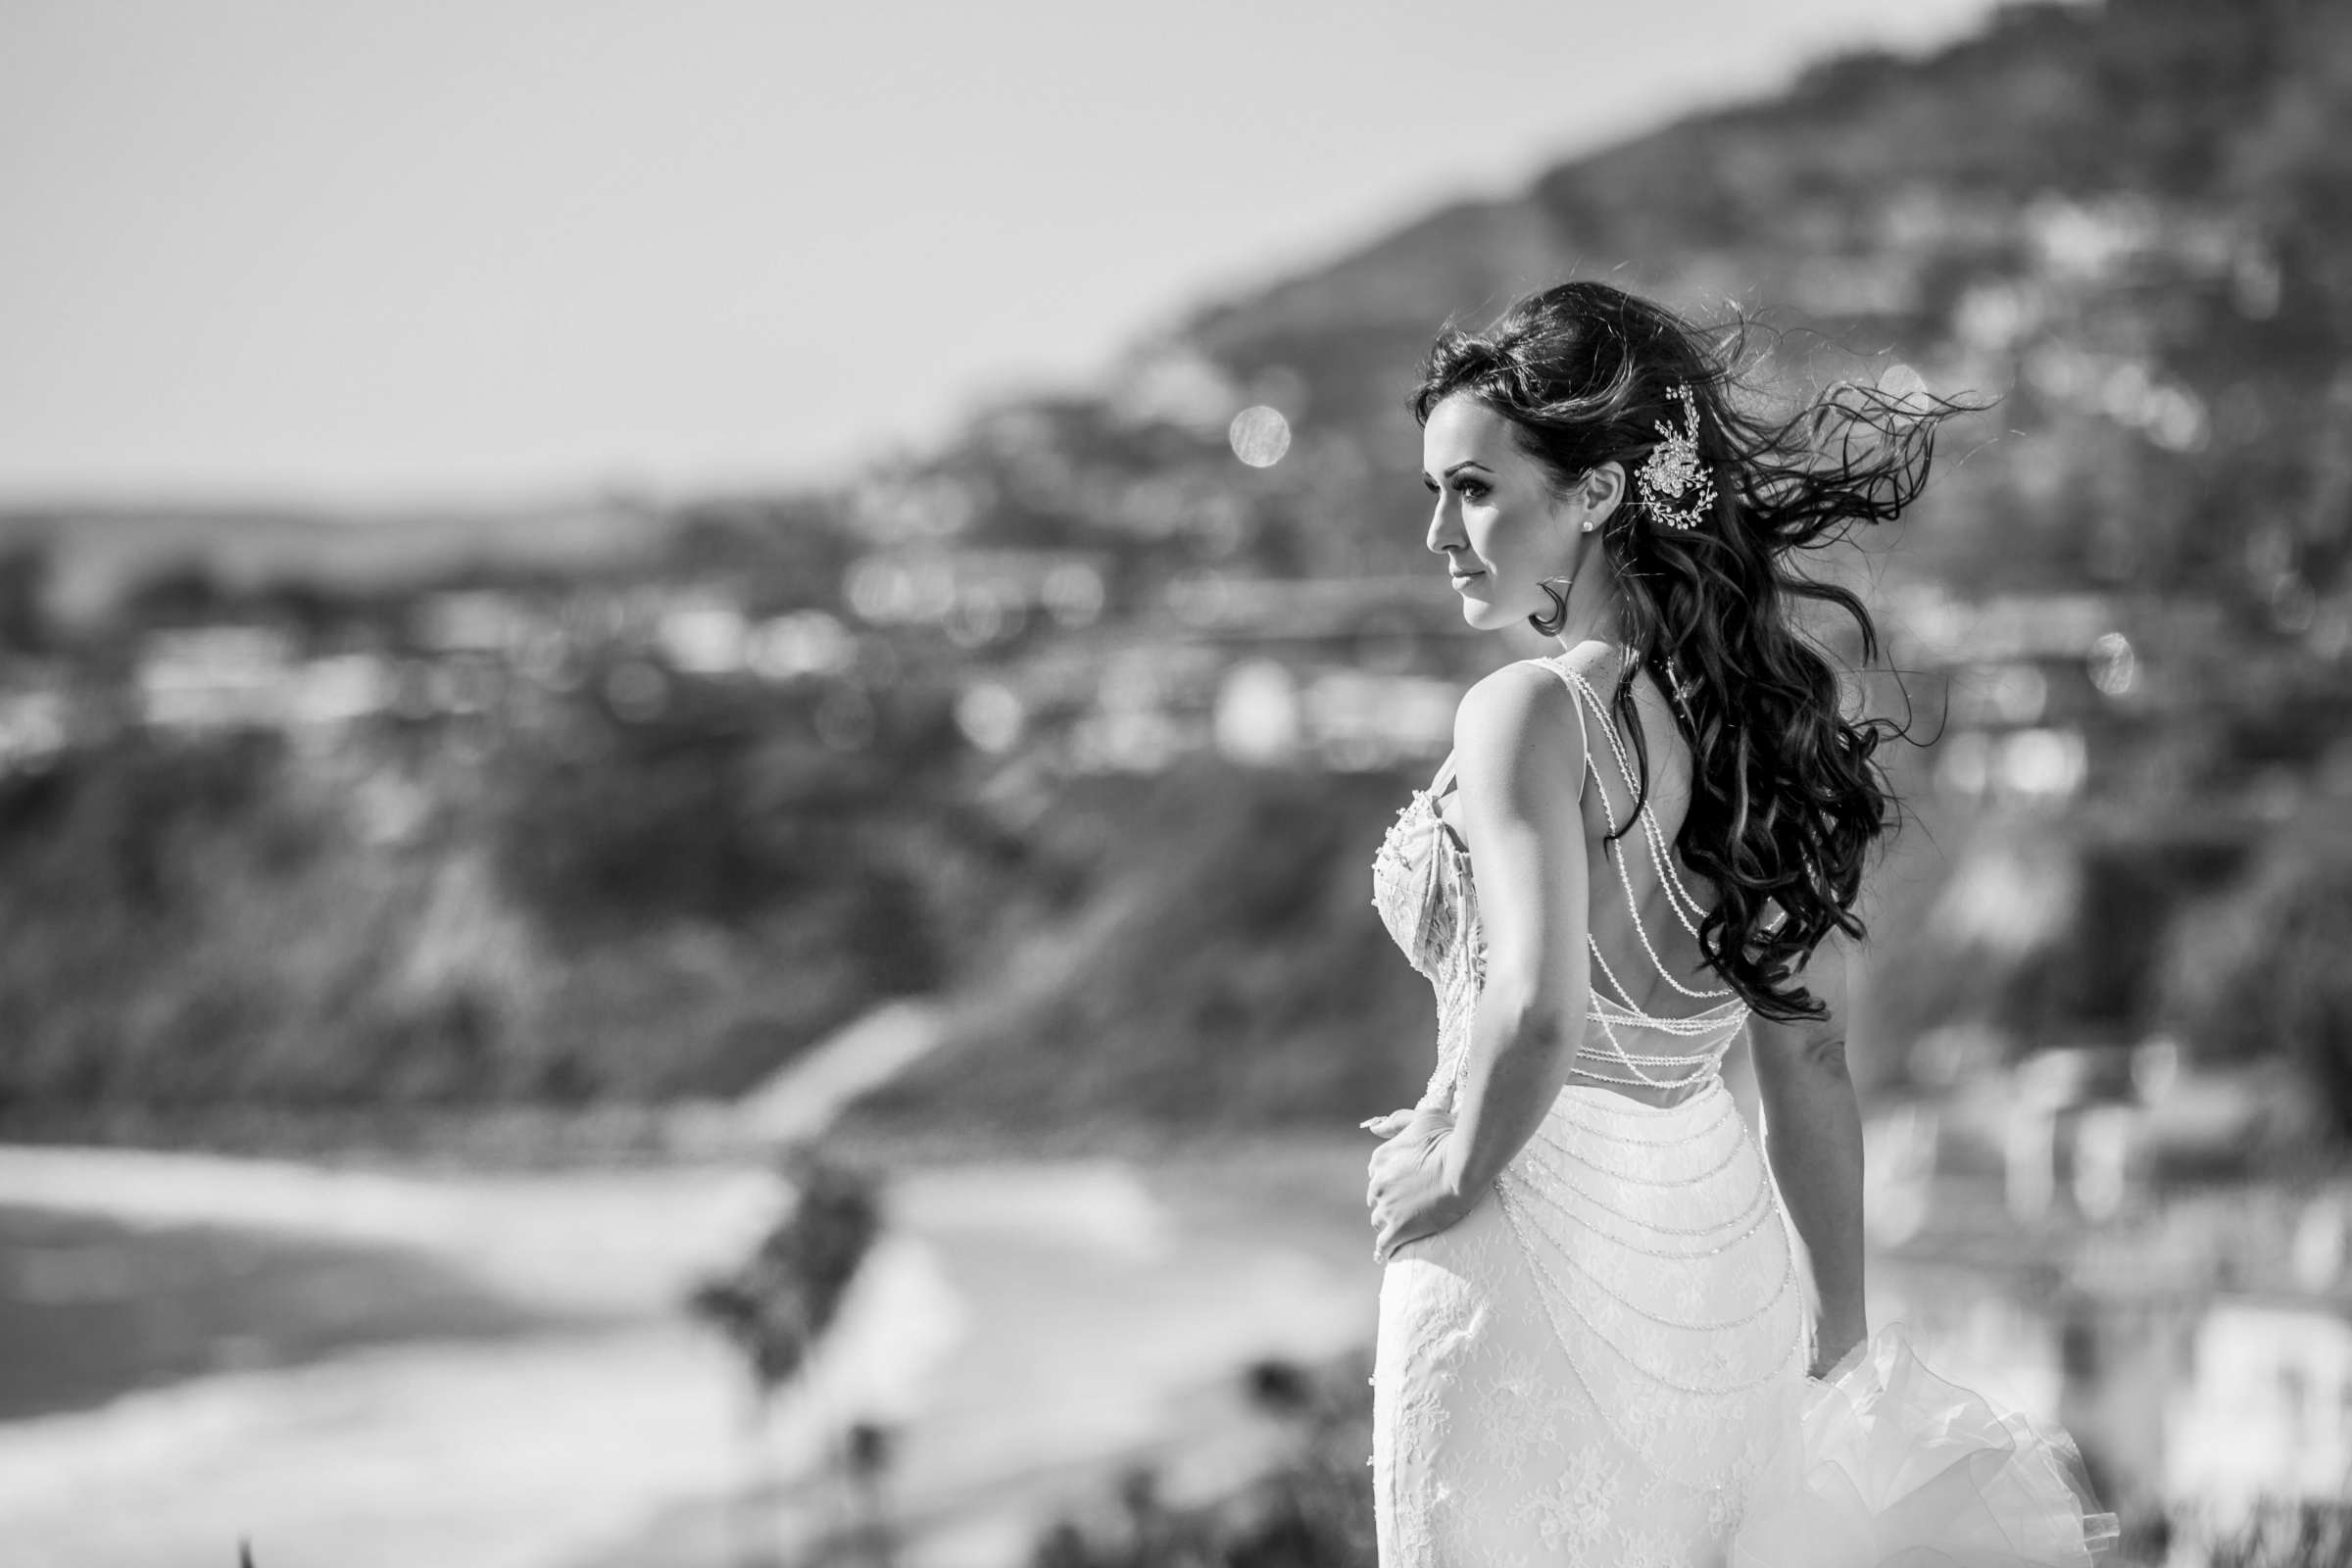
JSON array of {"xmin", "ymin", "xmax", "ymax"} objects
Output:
[
  {"xmin": 1177, "ymin": 0, "xmax": 2349, "ymax": 600},
  {"xmin": 5, "ymin": 0, "xmax": 2352, "ymax": 1150},
  {"xmin": 0, "ymin": 498, "xmax": 671, "ymax": 625}
]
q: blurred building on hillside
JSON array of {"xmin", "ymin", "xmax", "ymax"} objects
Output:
[{"xmin": 1865, "ymin": 1036, "xmax": 2352, "ymax": 1530}]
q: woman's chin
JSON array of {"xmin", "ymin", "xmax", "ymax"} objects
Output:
[{"xmin": 1459, "ymin": 599, "xmax": 1522, "ymax": 634}]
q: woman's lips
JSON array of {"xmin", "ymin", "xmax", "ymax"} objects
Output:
[{"xmin": 1449, "ymin": 569, "xmax": 1485, "ymax": 585}]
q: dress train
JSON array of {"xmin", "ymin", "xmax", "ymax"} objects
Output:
[{"xmin": 1731, "ymin": 1323, "xmax": 2121, "ymax": 1568}]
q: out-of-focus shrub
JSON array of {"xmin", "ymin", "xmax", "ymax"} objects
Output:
[
  {"xmin": 2187, "ymin": 1497, "xmax": 2352, "ymax": 1568},
  {"xmin": 1028, "ymin": 1351, "xmax": 1375, "ymax": 1568},
  {"xmin": 690, "ymin": 1149, "xmax": 882, "ymax": 1394},
  {"xmin": 842, "ymin": 759, "xmax": 1438, "ymax": 1138},
  {"xmin": 2163, "ymin": 830, "xmax": 2352, "ymax": 1138}
]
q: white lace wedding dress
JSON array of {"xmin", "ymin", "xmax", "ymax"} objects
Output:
[{"xmin": 1366, "ymin": 655, "xmax": 2116, "ymax": 1568}]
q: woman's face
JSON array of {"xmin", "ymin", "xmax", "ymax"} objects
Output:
[{"xmin": 1421, "ymin": 393, "xmax": 1581, "ymax": 633}]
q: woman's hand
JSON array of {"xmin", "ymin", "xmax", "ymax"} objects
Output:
[
  {"xmin": 1364, "ymin": 1106, "xmax": 1470, "ymax": 1264},
  {"xmin": 1807, "ymin": 1311, "xmax": 1869, "ymax": 1382}
]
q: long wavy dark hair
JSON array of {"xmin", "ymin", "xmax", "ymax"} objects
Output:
[{"xmin": 1411, "ymin": 279, "xmax": 1976, "ymax": 1021}]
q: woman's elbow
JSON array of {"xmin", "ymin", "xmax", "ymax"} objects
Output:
[
  {"xmin": 1797, "ymin": 1032, "xmax": 1851, "ymax": 1081},
  {"xmin": 1480, "ymin": 968, "xmax": 1575, "ymax": 1058},
  {"xmin": 1754, "ymin": 1022, "xmax": 1854, "ymax": 1097}
]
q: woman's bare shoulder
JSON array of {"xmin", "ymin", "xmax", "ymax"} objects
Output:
[
  {"xmin": 1455, "ymin": 643, "xmax": 1625, "ymax": 741},
  {"xmin": 1451, "ymin": 657, "xmax": 1590, "ymax": 788},
  {"xmin": 1749, "ymin": 937, "xmax": 1854, "ymax": 1061}
]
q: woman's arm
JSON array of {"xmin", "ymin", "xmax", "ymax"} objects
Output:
[
  {"xmin": 1441, "ymin": 662, "xmax": 1594, "ymax": 1195},
  {"xmin": 1747, "ymin": 939, "xmax": 1868, "ymax": 1377},
  {"xmin": 1367, "ymin": 662, "xmax": 1591, "ymax": 1260}
]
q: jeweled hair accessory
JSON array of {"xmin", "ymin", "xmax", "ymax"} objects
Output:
[{"xmin": 1637, "ymin": 383, "xmax": 1715, "ymax": 531}]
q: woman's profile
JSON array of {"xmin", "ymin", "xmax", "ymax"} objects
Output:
[{"xmin": 1360, "ymin": 280, "xmax": 2116, "ymax": 1567}]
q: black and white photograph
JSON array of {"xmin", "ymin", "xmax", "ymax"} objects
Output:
[{"xmin": 1, "ymin": 1, "xmax": 2346, "ymax": 1564}]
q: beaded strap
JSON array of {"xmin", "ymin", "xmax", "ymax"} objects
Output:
[
  {"xmin": 1510, "ymin": 656, "xmax": 1749, "ymax": 1098},
  {"xmin": 1561, "ymin": 663, "xmax": 1734, "ymax": 1003},
  {"xmin": 1535, "ymin": 1100, "xmax": 1741, "ymax": 1170},
  {"xmin": 1507, "ymin": 1190, "xmax": 1800, "ymax": 1333},
  {"xmin": 1525, "ymin": 1115, "xmax": 1747, "ymax": 1187},
  {"xmin": 1577, "ymin": 669, "xmax": 1719, "ymax": 943},
  {"xmin": 1494, "ymin": 1182, "xmax": 1796, "ymax": 1388},
  {"xmin": 1499, "ymin": 1123, "xmax": 1781, "ymax": 1246},
  {"xmin": 1548, "ymin": 1085, "xmax": 1747, "ymax": 1144}
]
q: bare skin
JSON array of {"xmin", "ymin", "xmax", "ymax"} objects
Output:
[
  {"xmin": 1751, "ymin": 942, "xmax": 1870, "ymax": 1377},
  {"xmin": 1363, "ymin": 392, "xmax": 1869, "ymax": 1379}
]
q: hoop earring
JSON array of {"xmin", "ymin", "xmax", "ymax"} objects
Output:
[{"xmin": 1528, "ymin": 575, "xmax": 1572, "ymax": 636}]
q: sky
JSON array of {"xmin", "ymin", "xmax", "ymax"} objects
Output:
[{"xmin": 1, "ymin": 0, "xmax": 2025, "ymax": 507}]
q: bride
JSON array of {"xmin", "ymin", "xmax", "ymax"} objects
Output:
[{"xmin": 1362, "ymin": 280, "xmax": 2114, "ymax": 1567}]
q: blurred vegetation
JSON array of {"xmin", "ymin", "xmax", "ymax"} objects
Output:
[
  {"xmin": 2197, "ymin": 1499, "xmax": 2352, "ymax": 1568},
  {"xmin": 1029, "ymin": 1354, "xmax": 1376, "ymax": 1568},
  {"xmin": 0, "ymin": 676, "xmax": 1007, "ymax": 1117},
  {"xmin": 2161, "ymin": 825, "xmax": 2352, "ymax": 1138},
  {"xmin": 842, "ymin": 760, "xmax": 1435, "ymax": 1139},
  {"xmin": 691, "ymin": 1150, "xmax": 881, "ymax": 1394},
  {"xmin": 0, "ymin": 651, "xmax": 1436, "ymax": 1130}
]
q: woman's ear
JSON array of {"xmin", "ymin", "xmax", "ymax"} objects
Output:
[{"xmin": 1575, "ymin": 461, "xmax": 1628, "ymax": 531}]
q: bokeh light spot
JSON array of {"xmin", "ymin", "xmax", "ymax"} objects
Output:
[
  {"xmin": 2086, "ymin": 631, "xmax": 2137, "ymax": 698},
  {"xmin": 1228, "ymin": 406, "xmax": 1292, "ymax": 468},
  {"xmin": 1877, "ymin": 362, "xmax": 1932, "ymax": 412}
]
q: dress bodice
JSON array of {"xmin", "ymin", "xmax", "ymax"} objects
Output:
[
  {"xmin": 1370, "ymin": 754, "xmax": 1477, "ymax": 982},
  {"xmin": 1371, "ymin": 752, "xmax": 1488, "ymax": 1112},
  {"xmin": 1371, "ymin": 654, "xmax": 1749, "ymax": 1109}
]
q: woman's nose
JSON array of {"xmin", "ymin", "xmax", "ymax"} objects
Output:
[{"xmin": 1426, "ymin": 497, "xmax": 1462, "ymax": 556}]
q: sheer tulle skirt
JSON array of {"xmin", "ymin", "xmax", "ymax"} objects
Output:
[{"xmin": 1730, "ymin": 1324, "xmax": 2121, "ymax": 1568}]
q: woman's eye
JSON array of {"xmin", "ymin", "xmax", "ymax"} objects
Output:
[{"xmin": 1455, "ymin": 480, "xmax": 1488, "ymax": 501}]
